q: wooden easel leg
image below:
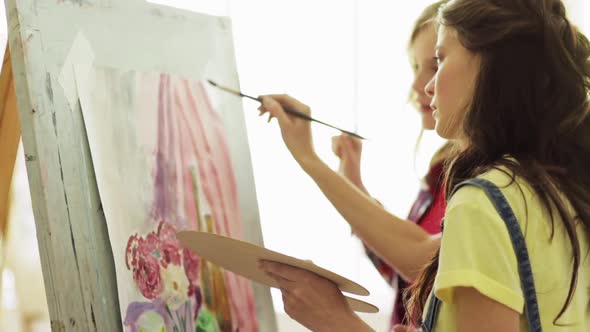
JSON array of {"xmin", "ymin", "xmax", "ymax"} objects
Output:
[
  {"xmin": 0, "ymin": 43, "xmax": 20, "ymax": 236},
  {"xmin": 0, "ymin": 42, "xmax": 21, "ymax": 286}
]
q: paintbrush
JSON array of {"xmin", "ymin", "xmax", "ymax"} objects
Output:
[{"xmin": 207, "ymin": 80, "xmax": 366, "ymax": 140}]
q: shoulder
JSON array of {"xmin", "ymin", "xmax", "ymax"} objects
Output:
[
  {"xmin": 435, "ymin": 167, "xmax": 526, "ymax": 312},
  {"xmin": 446, "ymin": 167, "xmax": 530, "ymax": 219}
]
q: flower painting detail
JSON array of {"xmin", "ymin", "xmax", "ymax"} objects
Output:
[
  {"xmin": 78, "ymin": 68, "xmax": 259, "ymax": 332},
  {"xmin": 124, "ymin": 219, "xmax": 233, "ymax": 332}
]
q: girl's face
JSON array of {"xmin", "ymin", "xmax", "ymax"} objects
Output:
[
  {"xmin": 425, "ymin": 25, "xmax": 480, "ymax": 140},
  {"xmin": 409, "ymin": 24, "xmax": 438, "ymax": 130}
]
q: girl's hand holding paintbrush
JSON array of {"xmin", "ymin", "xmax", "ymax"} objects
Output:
[
  {"xmin": 332, "ymin": 134, "xmax": 367, "ymax": 195},
  {"xmin": 206, "ymin": 80, "xmax": 364, "ymax": 139},
  {"xmin": 258, "ymin": 95, "xmax": 321, "ymax": 168}
]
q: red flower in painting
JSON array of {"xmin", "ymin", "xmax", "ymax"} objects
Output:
[
  {"xmin": 157, "ymin": 221, "xmax": 182, "ymax": 267},
  {"xmin": 125, "ymin": 235, "xmax": 140, "ymax": 270},
  {"xmin": 182, "ymin": 248, "xmax": 200, "ymax": 296},
  {"xmin": 133, "ymin": 253, "xmax": 164, "ymax": 299},
  {"xmin": 125, "ymin": 220, "xmax": 196, "ymax": 300},
  {"xmin": 126, "ymin": 232, "xmax": 160, "ymax": 270}
]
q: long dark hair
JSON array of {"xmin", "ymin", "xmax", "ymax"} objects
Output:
[{"xmin": 406, "ymin": 0, "xmax": 590, "ymax": 326}]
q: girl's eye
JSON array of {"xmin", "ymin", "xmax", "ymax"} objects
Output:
[{"xmin": 431, "ymin": 59, "xmax": 439, "ymax": 72}]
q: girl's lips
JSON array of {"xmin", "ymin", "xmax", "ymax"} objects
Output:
[{"xmin": 420, "ymin": 105, "xmax": 432, "ymax": 113}]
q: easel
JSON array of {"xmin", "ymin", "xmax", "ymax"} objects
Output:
[
  {"xmin": 3, "ymin": 0, "xmax": 275, "ymax": 331},
  {"xmin": 0, "ymin": 45, "xmax": 20, "ymax": 273},
  {"xmin": 0, "ymin": 43, "xmax": 19, "ymax": 239},
  {"xmin": 4, "ymin": 0, "xmax": 123, "ymax": 329}
]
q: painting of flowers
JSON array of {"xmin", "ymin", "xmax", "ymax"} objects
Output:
[{"xmin": 77, "ymin": 66, "xmax": 262, "ymax": 332}]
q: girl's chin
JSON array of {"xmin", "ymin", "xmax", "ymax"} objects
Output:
[{"xmin": 421, "ymin": 114, "xmax": 436, "ymax": 130}]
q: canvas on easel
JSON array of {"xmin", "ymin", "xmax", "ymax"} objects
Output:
[
  {"xmin": 4, "ymin": 0, "xmax": 275, "ymax": 330},
  {"xmin": 77, "ymin": 66, "xmax": 263, "ymax": 331}
]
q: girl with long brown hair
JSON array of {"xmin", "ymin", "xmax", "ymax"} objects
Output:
[{"xmin": 259, "ymin": 0, "xmax": 590, "ymax": 331}]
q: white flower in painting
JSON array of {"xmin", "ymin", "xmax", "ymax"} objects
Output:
[
  {"xmin": 161, "ymin": 264, "xmax": 189, "ymax": 311},
  {"xmin": 137, "ymin": 310, "xmax": 166, "ymax": 332}
]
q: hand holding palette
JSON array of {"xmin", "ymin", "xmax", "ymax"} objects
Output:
[{"xmin": 177, "ymin": 231, "xmax": 378, "ymax": 313}]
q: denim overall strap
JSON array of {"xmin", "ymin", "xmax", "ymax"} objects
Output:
[
  {"xmin": 421, "ymin": 291, "xmax": 442, "ymax": 332},
  {"xmin": 420, "ymin": 178, "xmax": 542, "ymax": 332}
]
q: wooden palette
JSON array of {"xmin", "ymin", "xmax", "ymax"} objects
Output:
[{"xmin": 177, "ymin": 231, "xmax": 379, "ymax": 313}]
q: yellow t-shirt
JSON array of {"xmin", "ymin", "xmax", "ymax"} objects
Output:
[{"xmin": 430, "ymin": 168, "xmax": 590, "ymax": 331}]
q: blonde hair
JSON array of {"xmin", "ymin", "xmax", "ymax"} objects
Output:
[
  {"xmin": 409, "ymin": 0, "xmax": 448, "ymax": 46},
  {"xmin": 410, "ymin": 1, "xmax": 452, "ymax": 176}
]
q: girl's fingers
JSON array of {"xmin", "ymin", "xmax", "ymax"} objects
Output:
[
  {"xmin": 332, "ymin": 136, "xmax": 342, "ymax": 156},
  {"xmin": 268, "ymin": 94, "xmax": 310, "ymax": 116},
  {"xmin": 260, "ymin": 96, "xmax": 290, "ymax": 125}
]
